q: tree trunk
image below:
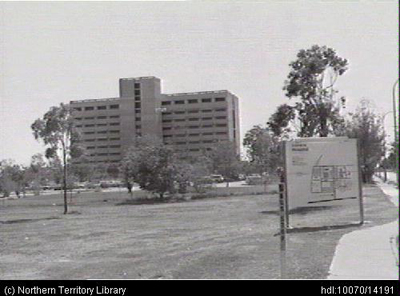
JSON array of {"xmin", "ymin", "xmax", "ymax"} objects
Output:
[{"xmin": 63, "ymin": 148, "xmax": 68, "ymax": 215}]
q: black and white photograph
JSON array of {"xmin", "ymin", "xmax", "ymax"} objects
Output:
[{"xmin": 0, "ymin": 0, "xmax": 398, "ymax": 284}]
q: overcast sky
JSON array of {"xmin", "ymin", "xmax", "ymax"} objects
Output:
[{"xmin": 0, "ymin": 1, "xmax": 398, "ymax": 165}]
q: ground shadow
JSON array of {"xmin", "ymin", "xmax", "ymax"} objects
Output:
[
  {"xmin": 0, "ymin": 217, "xmax": 60, "ymax": 225},
  {"xmin": 273, "ymin": 222, "xmax": 363, "ymax": 236}
]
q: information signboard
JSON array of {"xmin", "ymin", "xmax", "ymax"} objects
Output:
[{"xmin": 284, "ymin": 137, "xmax": 362, "ymax": 211}]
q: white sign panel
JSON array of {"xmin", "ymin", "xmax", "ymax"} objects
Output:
[{"xmin": 284, "ymin": 137, "xmax": 361, "ymax": 210}]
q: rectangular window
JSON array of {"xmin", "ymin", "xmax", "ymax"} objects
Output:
[
  {"xmin": 189, "ymin": 148, "xmax": 200, "ymax": 152},
  {"xmin": 216, "ymin": 131, "xmax": 228, "ymax": 135},
  {"xmin": 162, "ymin": 119, "xmax": 172, "ymax": 123},
  {"xmin": 163, "ymin": 127, "xmax": 172, "ymax": 131},
  {"xmin": 203, "ymin": 132, "xmax": 213, "ymax": 136},
  {"xmin": 85, "ymin": 139, "xmax": 95, "ymax": 142},
  {"xmin": 135, "ymin": 109, "xmax": 141, "ymax": 113},
  {"xmin": 188, "ymin": 118, "xmax": 199, "ymax": 121},
  {"xmin": 97, "ymin": 131, "xmax": 107, "ymax": 134},
  {"xmin": 175, "ymin": 134, "xmax": 185, "ymax": 137},
  {"xmin": 202, "ymin": 109, "xmax": 212, "ymax": 113},
  {"xmin": 109, "ymin": 130, "xmax": 120, "ymax": 134},
  {"xmin": 75, "ymin": 117, "xmax": 82, "ymax": 121},
  {"xmin": 163, "ymin": 135, "xmax": 172, "ymax": 138},
  {"xmin": 109, "ymin": 122, "xmax": 120, "ymax": 126},
  {"xmin": 87, "ymin": 146, "xmax": 95, "ymax": 150},
  {"xmin": 109, "ymin": 145, "xmax": 121, "ymax": 148},
  {"xmin": 201, "ymin": 98, "xmax": 212, "ymax": 103},
  {"xmin": 135, "ymin": 102, "xmax": 141, "ymax": 109},
  {"xmin": 188, "ymin": 110, "xmax": 199, "ymax": 114},
  {"xmin": 203, "ymin": 140, "xmax": 214, "ymax": 143},
  {"xmin": 84, "ymin": 124, "xmax": 95, "ymax": 127},
  {"xmin": 135, "ymin": 96, "xmax": 141, "ymax": 102},
  {"xmin": 109, "ymin": 153, "xmax": 121, "ymax": 156},
  {"xmin": 109, "ymin": 115, "xmax": 120, "ymax": 119},
  {"xmin": 161, "ymin": 101, "xmax": 171, "ymax": 106},
  {"xmin": 188, "ymin": 133, "xmax": 199, "ymax": 137},
  {"xmin": 215, "ymin": 108, "xmax": 227, "ymax": 112},
  {"xmin": 97, "ymin": 106, "xmax": 107, "ymax": 110},
  {"xmin": 110, "ymin": 104, "xmax": 119, "ymax": 109},
  {"xmin": 202, "ymin": 117, "xmax": 212, "ymax": 121},
  {"xmin": 216, "ymin": 124, "xmax": 227, "ymax": 127},
  {"xmin": 215, "ymin": 97, "xmax": 226, "ymax": 102},
  {"xmin": 134, "ymin": 90, "xmax": 141, "ymax": 96},
  {"xmin": 177, "ymin": 142, "xmax": 186, "ymax": 145},
  {"xmin": 188, "ymin": 125, "xmax": 199, "ymax": 129},
  {"xmin": 97, "ymin": 138, "xmax": 108, "ymax": 141},
  {"xmin": 188, "ymin": 99, "xmax": 198, "ymax": 104},
  {"xmin": 75, "ymin": 125, "xmax": 82, "ymax": 128},
  {"xmin": 134, "ymin": 83, "xmax": 140, "ymax": 89},
  {"xmin": 175, "ymin": 111, "xmax": 185, "ymax": 115},
  {"xmin": 84, "ymin": 117, "xmax": 95, "ymax": 120},
  {"xmin": 202, "ymin": 124, "xmax": 213, "ymax": 128},
  {"xmin": 74, "ymin": 107, "xmax": 82, "ymax": 111},
  {"xmin": 98, "ymin": 145, "xmax": 108, "ymax": 149},
  {"xmin": 97, "ymin": 116, "xmax": 107, "ymax": 119},
  {"xmin": 135, "ymin": 117, "xmax": 141, "ymax": 121},
  {"xmin": 84, "ymin": 132, "xmax": 95, "ymax": 135},
  {"xmin": 109, "ymin": 137, "xmax": 120, "ymax": 141},
  {"xmin": 84, "ymin": 106, "xmax": 94, "ymax": 111},
  {"xmin": 136, "ymin": 125, "xmax": 141, "ymax": 129},
  {"xmin": 215, "ymin": 116, "xmax": 227, "ymax": 120},
  {"xmin": 97, "ymin": 123, "xmax": 107, "ymax": 127},
  {"xmin": 175, "ymin": 118, "xmax": 185, "ymax": 122},
  {"xmin": 175, "ymin": 100, "xmax": 185, "ymax": 105}
]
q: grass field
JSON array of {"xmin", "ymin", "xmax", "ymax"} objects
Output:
[{"xmin": 0, "ymin": 183, "xmax": 397, "ymax": 279}]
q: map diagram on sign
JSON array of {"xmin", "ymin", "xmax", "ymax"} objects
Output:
[{"xmin": 311, "ymin": 165, "xmax": 354, "ymax": 199}]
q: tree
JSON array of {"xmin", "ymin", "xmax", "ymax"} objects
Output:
[
  {"xmin": 344, "ymin": 102, "xmax": 386, "ymax": 183},
  {"xmin": 243, "ymin": 125, "xmax": 282, "ymax": 175},
  {"xmin": 31, "ymin": 103, "xmax": 84, "ymax": 214},
  {"xmin": 0, "ymin": 160, "xmax": 26, "ymax": 198},
  {"xmin": 207, "ymin": 141, "xmax": 240, "ymax": 187},
  {"xmin": 120, "ymin": 136, "xmax": 179, "ymax": 199},
  {"xmin": 268, "ymin": 45, "xmax": 348, "ymax": 138}
]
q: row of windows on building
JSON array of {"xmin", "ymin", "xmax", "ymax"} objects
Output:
[
  {"xmin": 162, "ymin": 108, "xmax": 226, "ymax": 115},
  {"xmin": 162, "ymin": 116, "xmax": 227, "ymax": 123},
  {"xmin": 75, "ymin": 115, "xmax": 120, "ymax": 120},
  {"xmin": 163, "ymin": 131, "xmax": 228, "ymax": 138},
  {"xmin": 83, "ymin": 130, "xmax": 120, "ymax": 135},
  {"xmin": 77, "ymin": 122, "xmax": 120, "ymax": 128},
  {"xmin": 88, "ymin": 152, "xmax": 121, "ymax": 156},
  {"xmin": 163, "ymin": 123, "xmax": 227, "ymax": 130},
  {"xmin": 83, "ymin": 137, "xmax": 120, "ymax": 142},
  {"xmin": 165, "ymin": 139, "xmax": 222, "ymax": 145},
  {"xmin": 161, "ymin": 97, "xmax": 226, "ymax": 105},
  {"xmin": 86, "ymin": 145, "xmax": 121, "ymax": 150},
  {"xmin": 74, "ymin": 104, "xmax": 120, "ymax": 111}
]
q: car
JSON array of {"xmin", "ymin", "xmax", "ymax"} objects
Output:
[
  {"xmin": 245, "ymin": 174, "xmax": 264, "ymax": 185},
  {"xmin": 210, "ymin": 174, "xmax": 224, "ymax": 183}
]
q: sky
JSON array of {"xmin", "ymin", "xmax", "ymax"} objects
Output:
[{"xmin": 0, "ymin": 0, "xmax": 398, "ymax": 165}]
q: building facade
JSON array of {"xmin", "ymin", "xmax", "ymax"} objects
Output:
[{"xmin": 70, "ymin": 77, "xmax": 240, "ymax": 164}]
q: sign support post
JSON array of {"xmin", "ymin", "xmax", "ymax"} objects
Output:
[
  {"xmin": 356, "ymin": 139, "xmax": 365, "ymax": 225},
  {"xmin": 279, "ymin": 181, "xmax": 287, "ymax": 279}
]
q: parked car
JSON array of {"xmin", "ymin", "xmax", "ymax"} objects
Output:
[
  {"xmin": 210, "ymin": 174, "xmax": 224, "ymax": 183},
  {"xmin": 245, "ymin": 174, "xmax": 263, "ymax": 185}
]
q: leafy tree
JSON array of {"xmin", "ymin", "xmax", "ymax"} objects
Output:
[
  {"xmin": 31, "ymin": 103, "xmax": 84, "ymax": 214},
  {"xmin": 0, "ymin": 160, "xmax": 25, "ymax": 198},
  {"xmin": 207, "ymin": 141, "xmax": 240, "ymax": 186},
  {"xmin": 243, "ymin": 125, "xmax": 282, "ymax": 175},
  {"xmin": 344, "ymin": 102, "xmax": 386, "ymax": 183},
  {"xmin": 268, "ymin": 45, "xmax": 348, "ymax": 138},
  {"xmin": 121, "ymin": 136, "xmax": 179, "ymax": 199}
]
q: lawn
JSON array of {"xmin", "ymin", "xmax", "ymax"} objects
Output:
[{"xmin": 0, "ymin": 183, "xmax": 397, "ymax": 279}]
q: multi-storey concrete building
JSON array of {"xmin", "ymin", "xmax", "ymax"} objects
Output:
[{"xmin": 70, "ymin": 77, "xmax": 240, "ymax": 164}]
